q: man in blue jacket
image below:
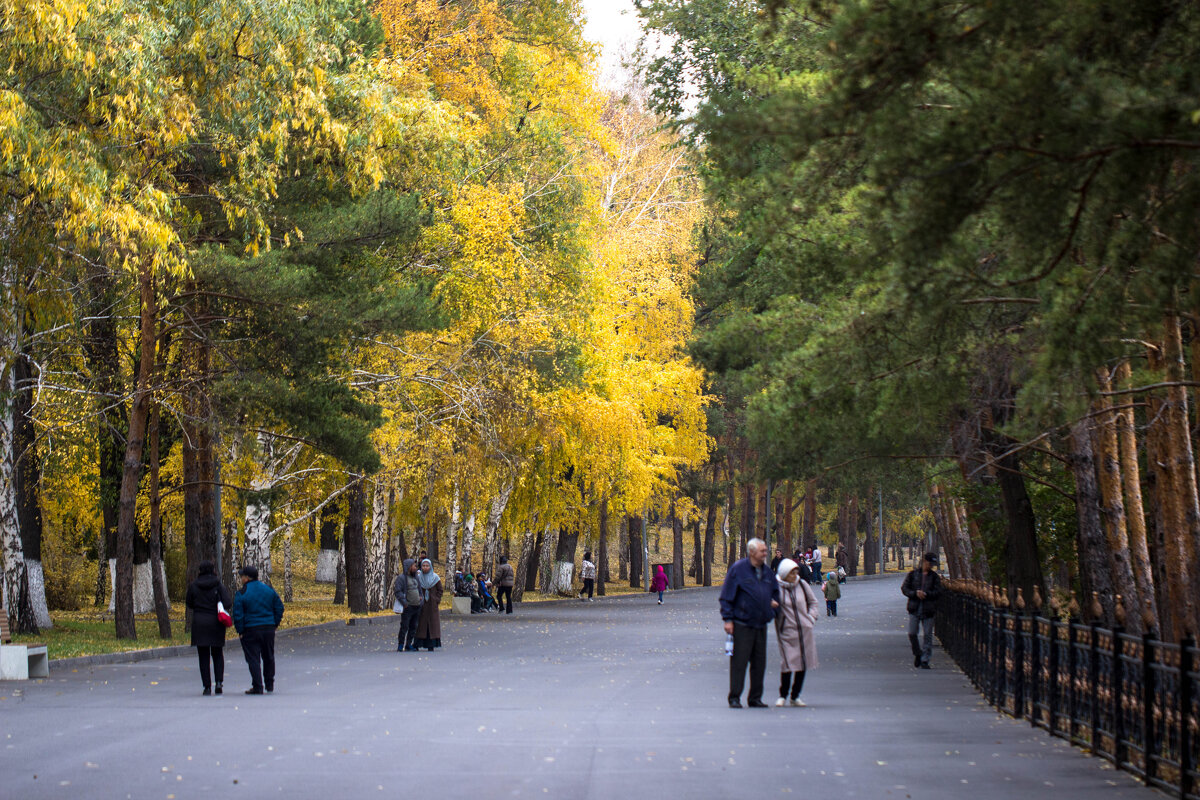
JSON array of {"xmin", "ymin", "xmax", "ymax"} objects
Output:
[
  {"xmin": 720, "ymin": 537, "xmax": 780, "ymax": 708},
  {"xmin": 232, "ymin": 565, "xmax": 284, "ymax": 695}
]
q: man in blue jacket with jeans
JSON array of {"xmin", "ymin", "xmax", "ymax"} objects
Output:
[
  {"xmin": 720, "ymin": 538, "xmax": 780, "ymax": 708},
  {"xmin": 233, "ymin": 565, "xmax": 284, "ymax": 695}
]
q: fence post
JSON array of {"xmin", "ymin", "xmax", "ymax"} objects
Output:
[
  {"xmin": 1142, "ymin": 631, "xmax": 1156, "ymax": 787},
  {"xmin": 1090, "ymin": 622, "xmax": 1101, "ymax": 754},
  {"xmin": 1111, "ymin": 626, "xmax": 1125, "ymax": 767},
  {"xmin": 1068, "ymin": 620, "xmax": 1078, "ymax": 741},
  {"xmin": 1030, "ymin": 613, "xmax": 1041, "ymax": 727},
  {"xmin": 1179, "ymin": 636, "xmax": 1195, "ymax": 800},
  {"xmin": 1013, "ymin": 612, "xmax": 1025, "ymax": 718},
  {"xmin": 1047, "ymin": 618, "xmax": 1060, "ymax": 737}
]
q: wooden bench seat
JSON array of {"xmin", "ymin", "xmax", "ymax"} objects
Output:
[{"xmin": 0, "ymin": 605, "xmax": 49, "ymax": 680}]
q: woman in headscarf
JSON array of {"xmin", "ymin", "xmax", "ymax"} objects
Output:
[
  {"xmin": 773, "ymin": 558, "xmax": 820, "ymax": 706},
  {"xmin": 413, "ymin": 558, "xmax": 443, "ymax": 651},
  {"xmin": 185, "ymin": 560, "xmax": 233, "ymax": 695}
]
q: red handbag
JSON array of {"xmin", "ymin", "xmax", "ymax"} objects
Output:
[{"xmin": 216, "ymin": 599, "xmax": 233, "ymax": 628}]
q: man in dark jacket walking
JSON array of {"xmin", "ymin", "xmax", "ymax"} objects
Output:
[
  {"xmin": 493, "ymin": 556, "xmax": 515, "ymax": 614},
  {"xmin": 232, "ymin": 565, "xmax": 284, "ymax": 694},
  {"xmin": 901, "ymin": 552, "xmax": 942, "ymax": 669},
  {"xmin": 393, "ymin": 558, "xmax": 422, "ymax": 651},
  {"xmin": 719, "ymin": 538, "xmax": 781, "ymax": 708}
]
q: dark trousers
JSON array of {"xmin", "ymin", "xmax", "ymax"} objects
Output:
[
  {"xmin": 581, "ymin": 578, "xmax": 594, "ymax": 599},
  {"xmin": 780, "ymin": 669, "xmax": 806, "ymax": 699},
  {"xmin": 197, "ymin": 645, "xmax": 224, "ymax": 688},
  {"xmin": 496, "ymin": 586, "xmax": 513, "ymax": 613},
  {"xmin": 398, "ymin": 605, "xmax": 420, "ymax": 649},
  {"xmin": 729, "ymin": 623, "xmax": 768, "ymax": 703},
  {"xmin": 240, "ymin": 626, "xmax": 276, "ymax": 690},
  {"xmin": 908, "ymin": 613, "xmax": 934, "ymax": 665},
  {"xmin": 826, "ymin": 600, "xmax": 837, "ymax": 616}
]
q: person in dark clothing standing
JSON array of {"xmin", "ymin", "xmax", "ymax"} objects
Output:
[
  {"xmin": 185, "ymin": 561, "xmax": 233, "ymax": 696},
  {"xmin": 769, "ymin": 548, "xmax": 784, "ymax": 574},
  {"xmin": 232, "ymin": 565, "xmax": 284, "ymax": 694},
  {"xmin": 901, "ymin": 552, "xmax": 943, "ymax": 669},
  {"xmin": 493, "ymin": 556, "xmax": 515, "ymax": 614},
  {"xmin": 393, "ymin": 558, "xmax": 422, "ymax": 651},
  {"xmin": 719, "ymin": 538, "xmax": 781, "ymax": 708}
]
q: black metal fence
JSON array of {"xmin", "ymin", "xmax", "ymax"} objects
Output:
[{"xmin": 935, "ymin": 590, "xmax": 1199, "ymax": 799}]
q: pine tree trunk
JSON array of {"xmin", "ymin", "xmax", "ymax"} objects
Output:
[
  {"xmin": 742, "ymin": 483, "xmax": 754, "ymax": 557},
  {"xmin": 617, "ymin": 514, "xmax": 628, "ymax": 581},
  {"xmin": 781, "ymin": 480, "xmax": 794, "ymax": 555},
  {"xmin": 1115, "ymin": 360, "xmax": 1159, "ymax": 632},
  {"xmin": 598, "ymin": 497, "xmax": 609, "ymax": 596},
  {"xmin": 702, "ymin": 496, "xmax": 716, "ymax": 586},
  {"xmin": 343, "ymin": 478, "xmax": 368, "ymax": 613},
  {"xmin": 863, "ymin": 493, "xmax": 877, "ymax": 576},
  {"xmin": 85, "ymin": 261, "xmax": 123, "ymax": 612},
  {"xmin": 671, "ymin": 500, "xmax": 684, "ymax": 590},
  {"xmin": 333, "ymin": 534, "xmax": 346, "ymax": 605},
  {"xmin": 516, "ymin": 522, "xmax": 542, "ymax": 599},
  {"xmin": 1159, "ymin": 315, "xmax": 1200, "ymax": 638},
  {"xmin": 1092, "ymin": 368, "xmax": 1142, "ymax": 632},
  {"xmin": 148, "ymin": 403, "xmax": 171, "ymax": 638},
  {"xmin": 12, "ymin": 350, "xmax": 49, "ymax": 629},
  {"xmin": 114, "ymin": 264, "xmax": 158, "ymax": 640},
  {"xmin": 803, "ymin": 479, "xmax": 817, "ymax": 551},
  {"xmin": 628, "ymin": 514, "xmax": 643, "ymax": 588},
  {"xmin": 1069, "ymin": 419, "xmax": 1115, "ymax": 623},
  {"xmin": 982, "ymin": 425, "xmax": 1045, "ymax": 609}
]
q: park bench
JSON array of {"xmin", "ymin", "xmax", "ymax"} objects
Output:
[{"xmin": 0, "ymin": 606, "xmax": 49, "ymax": 680}]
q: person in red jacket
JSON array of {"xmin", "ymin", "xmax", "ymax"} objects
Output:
[{"xmin": 650, "ymin": 565, "xmax": 669, "ymax": 604}]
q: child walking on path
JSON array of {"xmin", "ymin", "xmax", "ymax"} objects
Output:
[
  {"xmin": 650, "ymin": 565, "xmax": 669, "ymax": 603},
  {"xmin": 823, "ymin": 572, "xmax": 841, "ymax": 616},
  {"xmin": 774, "ymin": 558, "xmax": 820, "ymax": 706}
]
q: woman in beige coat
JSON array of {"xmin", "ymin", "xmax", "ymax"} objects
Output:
[{"xmin": 774, "ymin": 558, "xmax": 820, "ymax": 706}]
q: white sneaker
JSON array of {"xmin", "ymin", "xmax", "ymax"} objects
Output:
[
  {"xmin": 790, "ymin": 698, "xmax": 806, "ymax": 707},
  {"xmin": 774, "ymin": 697, "xmax": 787, "ymax": 707}
]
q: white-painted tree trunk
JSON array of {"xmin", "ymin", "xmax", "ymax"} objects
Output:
[
  {"xmin": 316, "ymin": 549, "xmax": 339, "ymax": 583},
  {"xmin": 366, "ymin": 479, "xmax": 391, "ymax": 612},
  {"xmin": 24, "ymin": 559, "xmax": 52, "ymax": 629},
  {"xmin": 107, "ymin": 559, "xmax": 169, "ymax": 614},
  {"xmin": 549, "ymin": 561, "xmax": 575, "ymax": 596},
  {"xmin": 481, "ymin": 479, "xmax": 515, "ymax": 577}
]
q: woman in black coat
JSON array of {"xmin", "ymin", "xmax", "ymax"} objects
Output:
[{"xmin": 185, "ymin": 561, "xmax": 233, "ymax": 695}]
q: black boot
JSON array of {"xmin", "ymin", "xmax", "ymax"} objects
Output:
[
  {"xmin": 909, "ymin": 634, "xmax": 922, "ymax": 667},
  {"xmin": 215, "ymin": 683, "xmax": 223, "ymax": 695}
]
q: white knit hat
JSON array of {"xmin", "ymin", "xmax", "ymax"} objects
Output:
[{"xmin": 776, "ymin": 558, "xmax": 799, "ymax": 582}]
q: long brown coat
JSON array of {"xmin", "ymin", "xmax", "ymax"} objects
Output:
[
  {"xmin": 416, "ymin": 579, "xmax": 443, "ymax": 641},
  {"xmin": 775, "ymin": 578, "xmax": 820, "ymax": 672}
]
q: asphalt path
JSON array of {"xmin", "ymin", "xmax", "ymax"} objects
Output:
[{"xmin": 1, "ymin": 576, "xmax": 1158, "ymax": 799}]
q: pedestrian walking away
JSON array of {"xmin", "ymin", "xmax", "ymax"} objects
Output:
[
  {"xmin": 413, "ymin": 559, "xmax": 443, "ymax": 651},
  {"xmin": 823, "ymin": 571, "xmax": 841, "ymax": 616},
  {"xmin": 393, "ymin": 558, "xmax": 422, "ymax": 651},
  {"xmin": 651, "ymin": 564, "xmax": 669, "ymax": 604},
  {"xmin": 232, "ymin": 564, "xmax": 284, "ymax": 694},
  {"xmin": 773, "ymin": 558, "xmax": 819, "ymax": 707},
  {"xmin": 719, "ymin": 537, "xmax": 780, "ymax": 708},
  {"xmin": 184, "ymin": 560, "xmax": 233, "ymax": 696},
  {"xmin": 494, "ymin": 555, "xmax": 515, "ymax": 614},
  {"xmin": 579, "ymin": 551, "xmax": 596, "ymax": 601},
  {"xmin": 901, "ymin": 552, "xmax": 942, "ymax": 668}
]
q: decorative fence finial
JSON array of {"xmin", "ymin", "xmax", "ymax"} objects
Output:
[
  {"xmin": 1114, "ymin": 594, "xmax": 1126, "ymax": 627},
  {"xmin": 1032, "ymin": 585, "xmax": 1043, "ymax": 611},
  {"xmin": 1090, "ymin": 592, "xmax": 1104, "ymax": 622}
]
